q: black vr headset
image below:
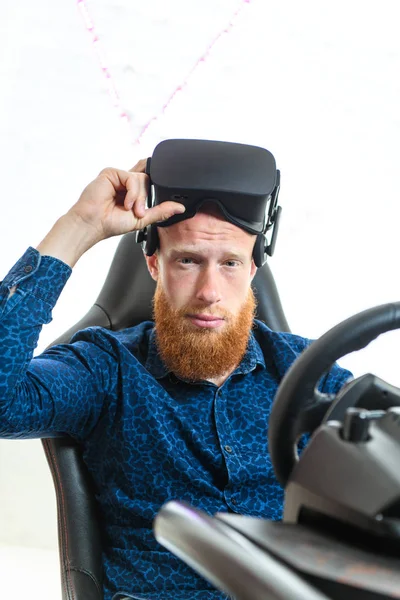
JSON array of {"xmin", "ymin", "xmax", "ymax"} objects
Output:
[{"xmin": 136, "ymin": 139, "xmax": 281, "ymax": 267}]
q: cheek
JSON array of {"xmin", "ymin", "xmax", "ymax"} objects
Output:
[
  {"xmin": 222, "ymin": 272, "xmax": 252, "ymax": 307},
  {"xmin": 160, "ymin": 270, "xmax": 196, "ymax": 310},
  {"xmin": 232, "ymin": 282, "xmax": 251, "ymax": 307}
]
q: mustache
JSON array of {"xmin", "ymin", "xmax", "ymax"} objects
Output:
[{"xmin": 178, "ymin": 305, "xmax": 232, "ymax": 320}]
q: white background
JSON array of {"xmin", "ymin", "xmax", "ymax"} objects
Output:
[{"xmin": 0, "ymin": 0, "xmax": 399, "ymax": 596}]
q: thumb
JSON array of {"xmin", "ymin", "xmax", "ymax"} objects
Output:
[{"xmin": 139, "ymin": 201, "xmax": 186, "ymax": 228}]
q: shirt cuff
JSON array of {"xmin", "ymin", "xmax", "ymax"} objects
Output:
[{"xmin": 0, "ymin": 247, "xmax": 72, "ymax": 308}]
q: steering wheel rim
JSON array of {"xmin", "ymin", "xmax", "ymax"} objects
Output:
[{"xmin": 268, "ymin": 302, "xmax": 400, "ymax": 488}]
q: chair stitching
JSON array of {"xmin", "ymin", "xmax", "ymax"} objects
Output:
[{"xmin": 43, "ymin": 440, "xmax": 76, "ymax": 600}]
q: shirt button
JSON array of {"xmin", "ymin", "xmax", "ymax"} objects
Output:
[
  {"xmin": 231, "ymin": 498, "xmax": 237, "ymax": 505},
  {"xmin": 224, "ymin": 445, "xmax": 233, "ymax": 453},
  {"xmin": 24, "ymin": 265, "xmax": 33, "ymax": 273}
]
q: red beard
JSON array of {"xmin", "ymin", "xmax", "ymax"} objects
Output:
[{"xmin": 153, "ymin": 285, "xmax": 256, "ymax": 382}]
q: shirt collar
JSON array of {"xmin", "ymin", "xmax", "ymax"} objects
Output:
[
  {"xmin": 145, "ymin": 325, "xmax": 266, "ymax": 381},
  {"xmin": 145, "ymin": 328, "xmax": 169, "ymax": 380}
]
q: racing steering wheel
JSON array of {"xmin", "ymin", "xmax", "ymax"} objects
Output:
[{"xmin": 268, "ymin": 302, "xmax": 400, "ymax": 487}]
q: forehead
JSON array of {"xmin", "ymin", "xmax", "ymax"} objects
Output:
[{"xmin": 158, "ymin": 211, "xmax": 254, "ymax": 250}]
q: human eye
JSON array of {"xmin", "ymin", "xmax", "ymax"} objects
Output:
[
  {"xmin": 224, "ymin": 259, "xmax": 241, "ymax": 268},
  {"xmin": 178, "ymin": 257, "xmax": 195, "ymax": 265}
]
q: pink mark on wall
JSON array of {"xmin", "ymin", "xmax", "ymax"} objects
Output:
[
  {"xmin": 77, "ymin": 0, "xmax": 252, "ymax": 144},
  {"xmin": 77, "ymin": 0, "xmax": 130, "ymax": 125},
  {"xmin": 133, "ymin": 0, "xmax": 253, "ymax": 146}
]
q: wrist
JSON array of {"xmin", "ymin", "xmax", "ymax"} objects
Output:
[{"xmin": 36, "ymin": 212, "xmax": 102, "ymax": 267}]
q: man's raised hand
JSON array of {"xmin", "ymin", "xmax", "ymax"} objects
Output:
[
  {"xmin": 68, "ymin": 160, "xmax": 186, "ymax": 241},
  {"xmin": 36, "ymin": 159, "xmax": 186, "ymax": 267}
]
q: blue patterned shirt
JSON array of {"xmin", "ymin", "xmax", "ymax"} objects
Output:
[{"xmin": 0, "ymin": 248, "xmax": 352, "ymax": 600}]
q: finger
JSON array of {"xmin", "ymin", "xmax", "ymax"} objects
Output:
[
  {"xmin": 139, "ymin": 202, "xmax": 186, "ymax": 228},
  {"xmin": 129, "ymin": 158, "xmax": 147, "ymax": 174},
  {"xmin": 125, "ymin": 172, "xmax": 149, "ymax": 217},
  {"xmin": 98, "ymin": 167, "xmax": 137, "ymax": 194}
]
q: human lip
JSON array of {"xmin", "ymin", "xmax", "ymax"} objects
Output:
[{"xmin": 186, "ymin": 314, "xmax": 225, "ymax": 328}]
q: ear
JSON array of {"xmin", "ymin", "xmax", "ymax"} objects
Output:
[
  {"xmin": 145, "ymin": 252, "xmax": 159, "ymax": 281},
  {"xmin": 250, "ymin": 258, "xmax": 257, "ymax": 282}
]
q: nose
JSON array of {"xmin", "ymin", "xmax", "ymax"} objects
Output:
[{"xmin": 195, "ymin": 265, "xmax": 222, "ymax": 305}]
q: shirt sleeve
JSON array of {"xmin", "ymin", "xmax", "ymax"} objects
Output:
[
  {"xmin": 318, "ymin": 360, "xmax": 353, "ymax": 395},
  {"xmin": 0, "ymin": 248, "xmax": 116, "ymax": 441},
  {"xmin": 264, "ymin": 327, "xmax": 353, "ymax": 393}
]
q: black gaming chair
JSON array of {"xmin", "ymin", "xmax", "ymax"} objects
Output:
[{"xmin": 42, "ymin": 231, "xmax": 290, "ymax": 600}]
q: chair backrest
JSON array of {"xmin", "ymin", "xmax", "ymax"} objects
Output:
[{"xmin": 43, "ymin": 231, "xmax": 290, "ymax": 600}]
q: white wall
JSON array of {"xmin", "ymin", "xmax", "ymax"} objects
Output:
[{"xmin": 0, "ymin": 0, "xmax": 399, "ymax": 564}]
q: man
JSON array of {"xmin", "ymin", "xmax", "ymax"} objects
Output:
[{"xmin": 0, "ymin": 158, "xmax": 351, "ymax": 600}]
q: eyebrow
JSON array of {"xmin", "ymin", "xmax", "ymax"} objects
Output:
[{"xmin": 169, "ymin": 247, "xmax": 247, "ymax": 261}]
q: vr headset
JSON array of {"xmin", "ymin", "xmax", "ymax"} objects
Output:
[{"xmin": 136, "ymin": 139, "xmax": 281, "ymax": 267}]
